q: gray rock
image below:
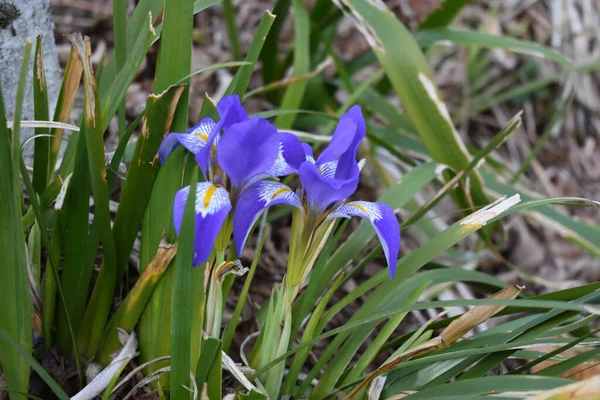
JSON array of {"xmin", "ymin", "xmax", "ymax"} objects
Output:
[{"xmin": 0, "ymin": 0, "xmax": 62, "ymax": 166}]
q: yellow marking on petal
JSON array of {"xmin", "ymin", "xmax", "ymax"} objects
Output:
[
  {"xmin": 271, "ymin": 187, "xmax": 290, "ymax": 200},
  {"xmin": 195, "ymin": 133, "xmax": 208, "ymax": 141},
  {"xmin": 204, "ymin": 185, "xmax": 218, "ymax": 209},
  {"xmin": 348, "ymin": 203, "xmax": 370, "ymax": 217}
]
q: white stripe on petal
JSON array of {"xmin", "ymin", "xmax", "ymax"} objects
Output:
[
  {"xmin": 318, "ymin": 160, "xmax": 338, "ymax": 179},
  {"xmin": 262, "ymin": 145, "xmax": 296, "ymax": 177},
  {"xmin": 327, "ymin": 200, "xmax": 383, "ymax": 221},
  {"xmin": 175, "ymin": 118, "xmax": 217, "ymax": 155},
  {"xmin": 327, "ymin": 201, "xmax": 388, "ymax": 268},
  {"xmin": 177, "ymin": 134, "xmax": 207, "ymax": 154},
  {"xmin": 193, "ymin": 183, "xmax": 232, "ymax": 218},
  {"xmin": 241, "ymin": 143, "xmax": 299, "ymax": 192},
  {"xmin": 326, "ymin": 200, "xmax": 399, "ymax": 278},
  {"xmin": 256, "ymin": 181, "xmax": 302, "ymax": 209},
  {"xmin": 189, "ymin": 118, "xmax": 216, "ymax": 137},
  {"xmin": 233, "ymin": 180, "xmax": 302, "ymax": 255}
]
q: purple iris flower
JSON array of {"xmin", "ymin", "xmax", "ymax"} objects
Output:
[
  {"xmin": 158, "ymin": 95, "xmax": 304, "ymax": 266},
  {"xmin": 233, "ymin": 105, "xmax": 401, "ymax": 278}
]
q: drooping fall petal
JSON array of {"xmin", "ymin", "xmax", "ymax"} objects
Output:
[
  {"xmin": 173, "ymin": 182, "xmax": 232, "ymax": 266},
  {"xmin": 327, "ymin": 201, "xmax": 400, "ymax": 278},
  {"xmin": 158, "ymin": 117, "xmax": 216, "ymax": 163}
]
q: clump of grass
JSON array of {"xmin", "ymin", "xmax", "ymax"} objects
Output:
[{"xmin": 0, "ymin": 1, "xmax": 599, "ymax": 400}]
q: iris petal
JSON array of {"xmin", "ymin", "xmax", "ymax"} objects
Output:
[
  {"xmin": 279, "ymin": 132, "xmax": 305, "ymax": 171},
  {"xmin": 327, "ymin": 201, "xmax": 400, "ymax": 278},
  {"xmin": 217, "ymin": 117, "xmax": 280, "ymax": 189},
  {"xmin": 315, "ymin": 117, "xmax": 356, "ymax": 166},
  {"xmin": 196, "ymin": 95, "xmax": 248, "ymax": 178},
  {"xmin": 299, "ymin": 162, "xmax": 358, "ymax": 212},
  {"xmin": 318, "ymin": 160, "xmax": 338, "ymax": 179},
  {"xmin": 233, "ymin": 180, "xmax": 301, "ymax": 255},
  {"xmin": 311, "ymin": 105, "xmax": 365, "ymax": 181},
  {"xmin": 334, "ymin": 105, "xmax": 365, "ymax": 180},
  {"xmin": 217, "ymin": 95, "xmax": 248, "ymax": 122},
  {"xmin": 158, "ymin": 133, "xmax": 180, "ymax": 164},
  {"xmin": 302, "ymin": 143, "xmax": 314, "ymax": 161},
  {"xmin": 173, "ymin": 183, "xmax": 232, "ymax": 266},
  {"xmin": 176, "ymin": 117, "xmax": 216, "ymax": 154},
  {"xmin": 253, "ymin": 132, "xmax": 306, "ymax": 184},
  {"xmin": 158, "ymin": 117, "xmax": 216, "ymax": 164}
]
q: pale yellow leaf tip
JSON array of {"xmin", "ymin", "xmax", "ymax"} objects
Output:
[
  {"xmin": 148, "ymin": 12, "xmax": 156, "ymax": 36},
  {"xmin": 54, "ymin": 173, "xmax": 73, "ymax": 210},
  {"xmin": 460, "ymin": 194, "xmax": 521, "ymax": 227}
]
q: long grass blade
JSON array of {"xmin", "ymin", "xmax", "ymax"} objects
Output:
[
  {"xmin": 48, "ymin": 44, "xmax": 83, "ymax": 173},
  {"xmin": 170, "ymin": 171, "xmax": 198, "ymax": 400},
  {"xmin": 274, "ymin": 0, "xmax": 310, "ymax": 129},
  {"xmin": 112, "ymin": 0, "xmax": 127, "ymax": 139},
  {"xmin": 19, "ymin": 154, "xmax": 84, "ymax": 387},
  {"xmin": 418, "ymin": 0, "xmax": 470, "ymax": 30},
  {"xmin": 31, "ymin": 34, "xmax": 51, "ymax": 194},
  {"xmin": 0, "ymin": 42, "xmax": 34, "ymax": 400},
  {"xmin": 414, "ymin": 29, "xmax": 572, "ymax": 66},
  {"xmin": 73, "ymin": 35, "xmax": 119, "ymax": 359},
  {"xmin": 0, "ymin": 328, "xmax": 69, "ymax": 400},
  {"xmin": 54, "ymin": 123, "xmax": 91, "ymax": 353},
  {"xmin": 96, "ymin": 243, "xmax": 177, "ymax": 365},
  {"xmin": 225, "ymin": 10, "xmax": 276, "ymax": 98},
  {"xmin": 221, "ymin": 228, "xmax": 267, "ymax": 352},
  {"xmin": 112, "ymin": 85, "xmax": 185, "ymax": 280},
  {"xmin": 339, "ymin": 0, "xmax": 491, "ymax": 221},
  {"xmin": 139, "ymin": 0, "xmax": 195, "ymax": 387},
  {"xmin": 222, "ymin": 0, "xmax": 241, "ymax": 60}
]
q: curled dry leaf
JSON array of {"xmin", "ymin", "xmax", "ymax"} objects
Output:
[
  {"xmin": 71, "ymin": 331, "xmax": 138, "ymax": 400},
  {"xmin": 440, "ymin": 284, "xmax": 524, "ymax": 345},
  {"xmin": 344, "ymin": 285, "xmax": 523, "ymax": 400},
  {"xmin": 528, "ymin": 373, "xmax": 600, "ymax": 399}
]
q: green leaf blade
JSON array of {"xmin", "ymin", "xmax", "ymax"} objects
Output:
[{"xmin": 0, "ymin": 42, "xmax": 34, "ymax": 400}]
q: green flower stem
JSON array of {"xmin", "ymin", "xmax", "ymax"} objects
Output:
[{"xmin": 205, "ymin": 250, "xmax": 226, "ymax": 338}]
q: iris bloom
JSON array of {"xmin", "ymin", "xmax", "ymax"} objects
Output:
[
  {"xmin": 233, "ymin": 106, "xmax": 401, "ymax": 279},
  {"xmin": 158, "ymin": 95, "xmax": 304, "ymax": 266}
]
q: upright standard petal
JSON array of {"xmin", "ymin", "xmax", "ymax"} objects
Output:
[
  {"xmin": 334, "ymin": 105, "xmax": 366, "ymax": 180},
  {"xmin": 327, "ymin": 201, "xmax": 400, "ymax": 278},
  {"xmin": 173, "ymin": 183, "xmax": 232, "ymax": 266},
  {"xmin": 302, "ymin": 143, "xmax": 315, "ymax": 161},
  {"xmin": 158, "ymin": 117, "xmax": 216, "ymax": 164},
  {"xmin": 299, "ymin": 162, "xmax": 359, "ymax": 212},
  {"xmin": 233, "ymin": 180, "xmax": 301, "ymax": 255},
  {"xmin": 216, "ymin": 94, "xmax": 248, "ymax": 123},
  {"xmin": 196, "ymin": 95, "xmax": 248, "ymax": 177},
  {"xmin": 217, "ymin": 117, "xmax": 280, "ymax": 189},
  {"xmin": 315, "ymin": 117, "xmax": 356, "ymax": 166},
  {"xmin": 316, "ymin": 106, "xmax": 365, "ymax": 163}
]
